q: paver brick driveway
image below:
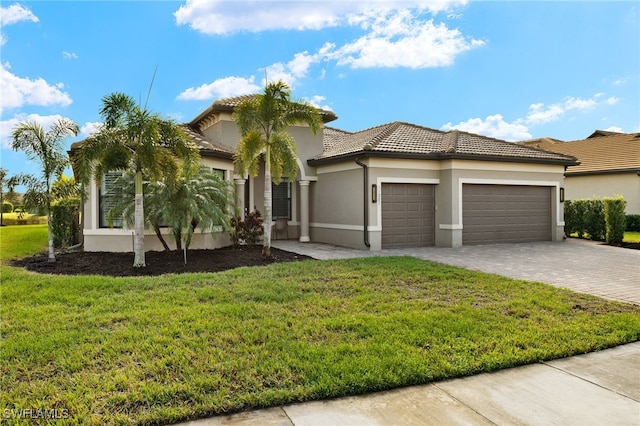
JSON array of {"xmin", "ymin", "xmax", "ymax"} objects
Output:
[{"xmin": 273, "ymin": 238, "xmax": 640, "ymax": 305}]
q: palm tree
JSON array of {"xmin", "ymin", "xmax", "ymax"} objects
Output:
[
  {"xmin": 76, "ymin": 92, "xmax": 199, "ymax": 267},
  {"xmin": 107, "ymin": 164, "xmax": 231, "ymax": 255},
  {"xmin": 0, "ymin": 168, "xmax": 31, "ymax": 227},
  {"xmin": 233, "ymin": 81, "xmax": 322, "ymax": 257},
  {"xmin": 11, "ymin": 118, "xmax": 80, "ymax": 261}
]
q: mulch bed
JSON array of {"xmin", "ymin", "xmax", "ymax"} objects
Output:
[{"xmin": 11, "ymin": 246, "xmax": 313, "ymax": 277}]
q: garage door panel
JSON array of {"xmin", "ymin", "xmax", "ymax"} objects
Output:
[
  {"xmin": 462, "ymin": 184, "xmax": 551, "ymax": 245},
  {"xmin": 382, "ymin": 183, "xmax": 435, "ymax": 249}
]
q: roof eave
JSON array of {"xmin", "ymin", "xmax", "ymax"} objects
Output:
[
  {"xmin": 565, "ymin": 168, "xmax": 640, "ymax": 177},
  {"xmin": 308, "ymin": 151, "xmax": 579, "ymax": 167}
]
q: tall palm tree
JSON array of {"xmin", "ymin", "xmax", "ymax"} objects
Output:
[
  {"xmin": 76, "ymin": 92, "xmax": 199, "ymax": 267},
  {"xmin": 11, "ymin": 118, "xmax": 80, "ymax": 262},
  {"xmin": 233, "ymin": 81, "xmax": 321, "ymax": 257}
]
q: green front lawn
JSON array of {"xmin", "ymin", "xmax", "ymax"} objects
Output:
[{"xmin": 1, "ymin": 226, "xmax": 639, "ymax": 425}]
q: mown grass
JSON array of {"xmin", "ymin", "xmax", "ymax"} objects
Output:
[
  {"xmin": 1, "ymin": 226, "xmax": 639, "ymax": 425},
  {"xmin": 624, "ymin": 231, "xmax": 640, "ymax": 243}
]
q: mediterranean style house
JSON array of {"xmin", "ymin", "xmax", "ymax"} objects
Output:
[
  {"xmin": 520, "ymin": 130, "xmax": 640, "ymax": 215},
  {"xmin": 77, "ymin": 95, "xmax": 578, "ymax": 252}
]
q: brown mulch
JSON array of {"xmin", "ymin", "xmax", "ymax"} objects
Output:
[{"xmin": 11, "ymin": 246, "xmax": 313, "ymax": 277}]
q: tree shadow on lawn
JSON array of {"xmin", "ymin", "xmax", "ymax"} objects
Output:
[{"xmin": 12, "ymin": 246, "xmax": 312, "ymax": 277}]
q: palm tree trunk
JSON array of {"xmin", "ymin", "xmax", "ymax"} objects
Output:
[
  {"xmin": 47, "ymin": 210, "xmax": 56, "ymax": 262},
  {"xmin": 133, "ymin": 170, "xmax": 146, "ymax": 267},
  {"xmin": 262, "ymin": 146, "xmax": 272, "ymax": 258}
]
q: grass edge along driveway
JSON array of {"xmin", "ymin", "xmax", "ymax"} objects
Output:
[{"xmin": 2, "ymin": 225, "xmax": 640, "ymax": 425}]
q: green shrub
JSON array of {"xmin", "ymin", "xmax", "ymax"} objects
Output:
[
  {"xmin": 51, "ymin": 198, "xmax": 80, "ymax": 248},
  {"xmin": 603, "ymin": 196, "xmax": 626, "ymax": 245},
  {"xmin": 2, "ymin": 202, "xmax": 14, "ymax": 213},
  {"xmin": 230, "ymin": 210, "xmax": 264, "ymax": 248},
  {"xmin": 626, "ymin": 214, "xmax": 640, "ymax": 232},
  {"xmin": 573, "ymin": 199, "xmax": 589, "ymax": 238},
  {"xmin": 564, "ymin": 200, "xmax": 576, "ymax": 236},
  {"xmin": 584, "ymin": 198, "xmax": 605, "ymax": 241}
]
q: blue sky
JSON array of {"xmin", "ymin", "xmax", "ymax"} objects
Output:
[{"xmin": 1, "ymin": 1, "xmax": 638, "ymax": 184}]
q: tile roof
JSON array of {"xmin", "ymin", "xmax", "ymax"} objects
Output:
[
  {"xmin": 312, "ymin": 121, "xmax": 577, "ymax": 165},
  {"xmin": 519, "ymin": 131, "xmax": 640, "ymax": 175},
  {"xmin": 190, "ymin": 94, "xmax": 338, "ymax": 127},
  {"xmin": 180, "ymin": 125, "xmax": 234, "ymax": 158}
]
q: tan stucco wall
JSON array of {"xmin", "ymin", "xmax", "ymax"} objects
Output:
[
  {"xmin": 564, "ymin": 173, "xmax": 640, "ymax": 215},
  {"xmin": 82, "ymin": 156, "xmax": 236, "ymax": 253},
  {"xmin": 311, "ymin": 158, "xmax": 567, "ymax": 250}
]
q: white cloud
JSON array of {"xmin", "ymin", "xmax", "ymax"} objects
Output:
[
  {"xmin": 0, "ymin": 3, "xmax": 39, "ymax": 25},
  {"xmin": 0, "ymin": 3, "xmax": 39, "ymax": 46},
  {"xmin": 0, "ymin": 114, "xmax": 67, "ymax": 149},
  {"xmin": 525, "ymin": 95, "xmax": 602, "ymax": 126},
  {"xmin": 602, "ymin": 125, "xmax": 623, "ymax": 133},
  {"xmin": 62, "ymin": 51, "xmax": 79, "ymax": 60},
  {"xmin": 174, "ymin": 0, "xmax": 467, "ymax": 35},
  {"xmin": 525, "ymin": 102, "xmax": 565, "ymax": 125},
  {"xmin": 177, "ymin": 76, "xmax": 260, "ymax": 101},
  {"xmin": 0, "ymin": 62, "xmax": 73, "ymax": 114},
  {"xmin": 604, "ymin": 96, "xmax": 620, "ymax": 105},
  {"xmin": 80, "ymin": 121, "xmax": 103, "ymax": 137},
  {"xmin": 304, "ymin": 95, "xmax": 332, "ymax": 111},
  {"xmin": 564, "ymin": 96, "xmax": 597, "ymax": 111},
  {"xmin": 441, "ymin": 114, "xmax": 532, "ymax": 142},
  {"xmin": 326, "ymin": 11, "xmax": 484, "ymax": 69}
]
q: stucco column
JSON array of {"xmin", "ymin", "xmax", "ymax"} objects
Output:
[
  {"xmin": 299, "ymin": 180, "xmax": 310, "ymax": 242},
  {"xmin": 234, "ymin": 178, "xmax": 246, "ymax": 220}
]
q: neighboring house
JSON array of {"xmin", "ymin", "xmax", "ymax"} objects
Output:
[
  {"xmin": 520, "ymin": 130, "xmax": 640, "ymax": 214},
  {"xmin": 77, "ymin": 95, "xmax": 577, "ymax": 252}
]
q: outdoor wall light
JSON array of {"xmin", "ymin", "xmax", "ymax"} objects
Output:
[
  {"xmin": 372, "ymin": 184, "xmax": 377, "ymax": 203},
  {"xmin": 560, "ymin": 187, "xmax": 565, "ymax": 202}
]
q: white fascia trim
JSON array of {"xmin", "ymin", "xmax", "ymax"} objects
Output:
[
  {"xmin": 374, "ymin": 177, "xmax": 440, "ymax": 229},
  {"xmin": 457, "ymin": 178, "xmax": 563, "ymax": 228}
]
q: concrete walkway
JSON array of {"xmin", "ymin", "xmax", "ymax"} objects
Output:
[
  {"xmin": 178, "ymin": 343, "xmax": 640, "ymax": 426},
  {"xmin": 273, "ymin": 238, "xmax": 640, "ymax": 305},
  {"xmin": 176, "ymin": 240, "xmax": 639, "ymax": 426}
]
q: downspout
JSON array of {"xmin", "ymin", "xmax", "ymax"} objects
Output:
[{"xmin": 355, "ymin": 157, "xmax": 371, "ymax": 248}]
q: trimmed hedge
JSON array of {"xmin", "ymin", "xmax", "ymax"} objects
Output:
[
  {"xmin": 564, "ymin": 198, "xmax": 605, "ymax": 240},
  {"xmin": 2, "ymin": 202, "xmax": 14, "ymax": 213},
  {"xmin": 603, "ymin": 196, "xmax": 626, "ymax": 245},
  {"xmin": 51, "ymin": 198, "xmax": 80, "ymax": 248},
  {"xmin": 565, "ymin": 196, "xmax": 627, "ymax": 244},
  {"xmin": 626, "ymin": 214, "xmax": 640, "ymax": 232}
]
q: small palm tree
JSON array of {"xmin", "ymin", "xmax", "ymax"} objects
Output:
[
  {"xmin": 76, "ymin": 93, "xmax": 199, "ymax": 267},
  {"xmin": 11, "ymin": 118, "xmax": 79, "ymax": 262},
  {"xmin": 233, "ymin": 81, "xmax": 321, "ymax": 257},
  {"xmin": 107, "ymin": 165, "xmax": 231, "ymax": 255}
]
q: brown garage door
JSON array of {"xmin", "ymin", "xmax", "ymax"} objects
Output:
[
  {"xmin": 462, "ymin": 184, "xmax": 551, "ymax": 245},
  {"xmin": 382, "ymin": 183, "xmax": 435, "ymax": 248}
]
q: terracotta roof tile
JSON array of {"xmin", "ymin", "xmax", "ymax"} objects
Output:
[
  {"xmin": 313, "ymin": 121, "xmax": 576, "ymax": 165},
  {"xmin": 180, "ymin": 125, "xmax": 234, "ymax": 157},
  {"xmin": 191, "ymin": 94, "xmax": 338, "ymax": 126},
  {"xmin": 520, "ymin": 131, "xmax": 640, "ymax": 174}
]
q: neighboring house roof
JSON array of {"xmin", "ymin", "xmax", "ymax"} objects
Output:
[
  {"xmin": 519, "ymin": 131, "xmax": 640, "ymax": 175},
  {"xmin": 309, "ymin": 121, "xmax": 578, "ymax": 166},
  {"xmin": 189, "ymin": 94, "xmax": 338, "ymax": 129}
]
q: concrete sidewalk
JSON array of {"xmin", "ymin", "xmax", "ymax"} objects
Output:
[{"xmin": 177, "ymin": 342, "xmax": 640, "ymax": 425}]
